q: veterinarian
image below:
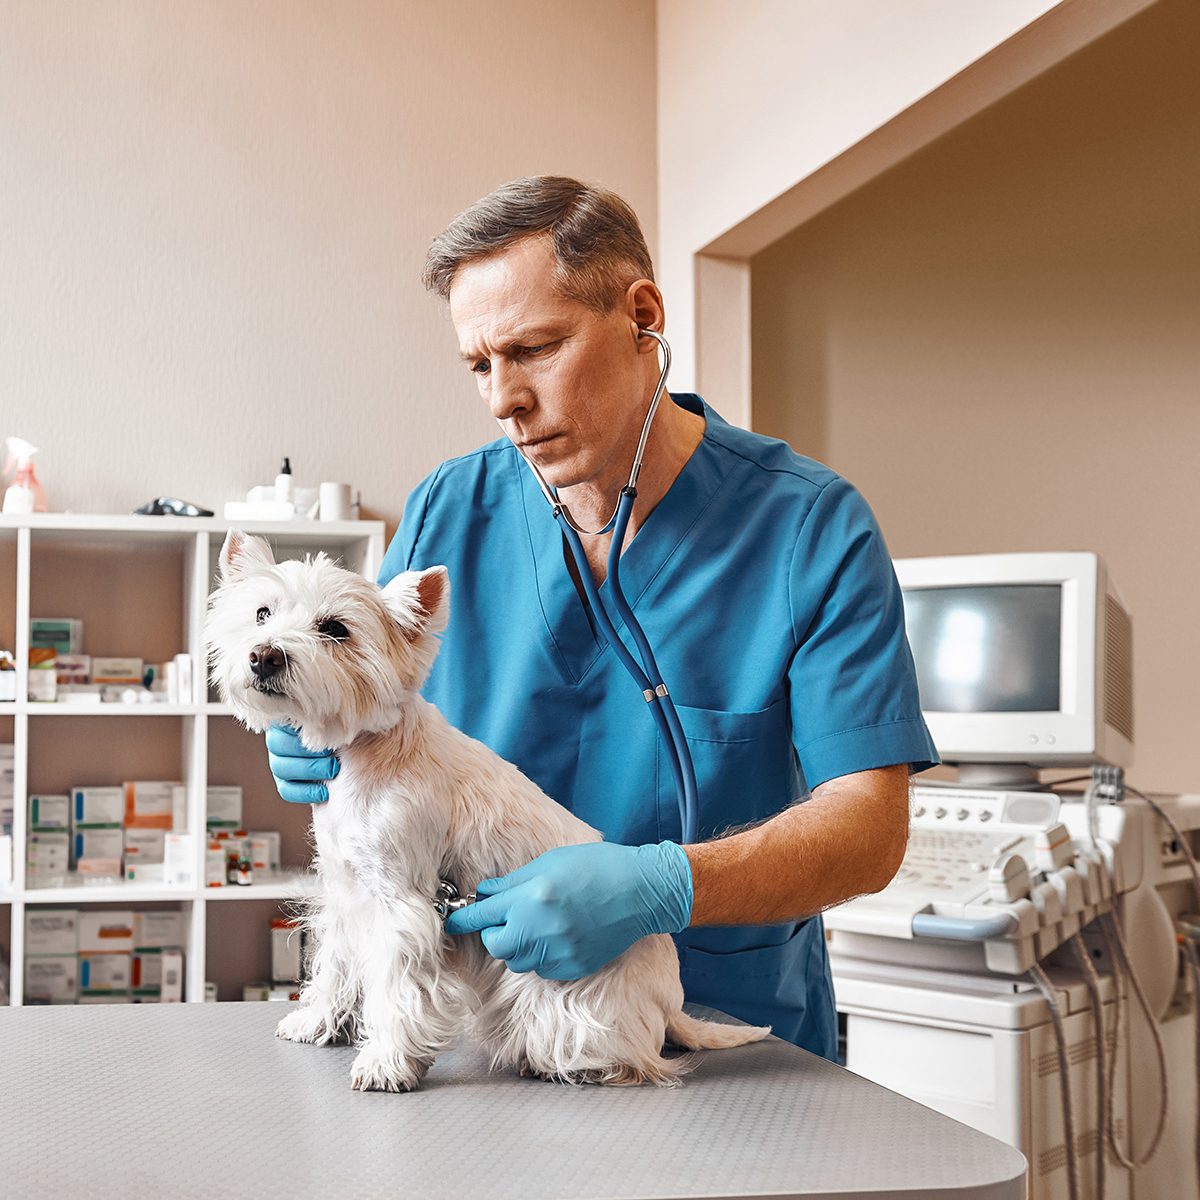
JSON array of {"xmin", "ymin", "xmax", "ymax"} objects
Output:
[{"xmin": 267, "ymin": 176, "xmax": 939, "ymax": 1060}]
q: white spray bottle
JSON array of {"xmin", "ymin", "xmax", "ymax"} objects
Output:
[{"xmin": 2, "ymin": 437, "xmax": 47, "ymax": 513}]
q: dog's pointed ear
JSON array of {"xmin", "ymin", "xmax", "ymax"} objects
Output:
[
  {"xmin": 219, "ymin": 530, "xmax": 276, "ymax": 581},
  {"xmin": 380, "ymin": 566, "xmax": 450, "ymax": 639}
]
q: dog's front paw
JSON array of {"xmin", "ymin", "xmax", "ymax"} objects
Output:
[
  {"xmin": 276, "ymin": 1007, "xmax": 343, "ymax": 1046},
  {"xmin": 350, "ymin": 1046, "xmax": 431, "ymax": 1093}
]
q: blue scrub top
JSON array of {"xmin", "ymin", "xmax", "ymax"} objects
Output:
[{"xmin": 378, "ymin": 393, "xmax": 939, "ymax": 1060}]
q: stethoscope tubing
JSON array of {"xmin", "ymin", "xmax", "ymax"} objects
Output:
[{"xmin": 509, "ymin": 328, "xmax": 699, "ymax": 844}]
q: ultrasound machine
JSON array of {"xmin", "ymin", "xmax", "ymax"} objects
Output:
[{"xmin": 827, "ymin": 551, "xmax": 1200, "ymax": 1200}]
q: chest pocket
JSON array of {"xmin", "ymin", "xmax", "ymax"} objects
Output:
[{"xmin": 654, "ymin": 699, "xmax": 801, "ymax": 843}]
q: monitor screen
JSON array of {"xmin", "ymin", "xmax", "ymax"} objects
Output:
[{"xmin": 902, "ymin": 584, "xmax": 1062, "ymax": 713}]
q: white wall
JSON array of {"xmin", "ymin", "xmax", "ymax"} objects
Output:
[
  {"xmin": 0, "ymin": 0, "xmax": 657, "ymax": 529},
  {"xmin": 655, "ymin": 0, "xmax": 1150, "ymax": 414},
  {"xmin": 750, "ymin": 0, "xmax": 1200, "ymax": 793}
]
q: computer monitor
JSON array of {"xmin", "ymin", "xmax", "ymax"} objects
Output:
[{"xmin": 893, "ymin": 552, "xmax": 1133, "ymax": 783}]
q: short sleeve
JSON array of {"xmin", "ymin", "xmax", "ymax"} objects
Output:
[
  {"xmin": 377, "ymin": 466, "xmax": 442, "ymax": 587},
  {"xmin": 787, "ymin": 477, "xmax": 939, "ymax": 791}
]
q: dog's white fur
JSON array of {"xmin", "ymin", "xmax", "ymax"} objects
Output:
[{"xmin": 205, "ymin": 531, "xmax": 768, "ymax": 1092}]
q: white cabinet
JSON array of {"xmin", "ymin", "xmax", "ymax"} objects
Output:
[{"xmin": 0, "ymin": 513, "xmax": 385, "ymax": 1004}]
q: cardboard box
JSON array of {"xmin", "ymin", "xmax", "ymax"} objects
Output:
[
  {"xmin": 163, "ymin": 833, "xmax": 195, "ymax": 887},
  {"xmin": 271, "ymin": 918, "xmax": 304, "ymax": 984},
  {"xmin": 248, "ymin": 831, "xmax": 281, "ymax": 873},
  {"xmin": 159, "ymin": 948, "xmax": 184, "ymax": 1002},
  {"xmin": 25, "ymin": 955, "xmax": 78, "ymax": 1003},
  {"xmin": 171, "ymin": 784, "xmax": 187, "ymax": 831},
  {"xmin": 124, "ymin": 861, "xmax": 165, "ymax": 883},
  {"xmin": 71, "ymin": 787, "xmax": 125, "ymax": 827},
  {"xmin": 91, "ymin": 657, "xmax": 143, "ymax": 685},
  {"xmin": 54, "ymin": 654, "xmax": 91, "ymax": 685},
  {"xmin": 123, "ymin": 827, "xmax": 166, "ymax": 864},
  {"xmin": 132, "ymin": 911, "xmax": 184, "ymax": 950},
  {"xmin": 206, "ymin": 786, "xmax": 243, "ymax": 827},
  {"xmin": 123, "ymin": 781, "xmax": 178, "ymax": 830},
  {"xmin": 26, "ymin": 830, "xmax": 70, "ymax": 877},
  {"xmin": 30, "ymin": 618, "xmax": 82, "ymax": 655},
  {"xmin": 29, "ymin": 794, "xmax": 70, "ymax": 830},
  {"xmin": 79, "ymin": 952, "xmax": 132, "ymax": 992},
  {"xmin": 24, "ymin": 909, "xmax": 78, "ymax": 956},
  {"xmin": 205, "ymin": 841, "xmax": 226, "ymax": 887},
  {"xmin": 78, "ymin": 910, "xmax": 134, "ymax": 954},
  {"xmin": 204, "ymin": 981, "xmax": 218, "ymax": 1003},
  {"xmin": 72, "ymin": 826, "xmax": 125, "ymax": 867}
]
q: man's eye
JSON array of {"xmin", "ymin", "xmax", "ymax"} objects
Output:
[
  {"xmin": 471, "ymin": 360, "xmax": 490, "ymax": 376},
  {"xmin": 255, "ymin": 607, "xmax": 270, "ymax": 625},
  {"xmin": 520, "ymin": 344, "xmax": 545, "ymax": 357},
  {"xmin": 317, "ymin": 618, "xmax": 349, "ymax": 642}
]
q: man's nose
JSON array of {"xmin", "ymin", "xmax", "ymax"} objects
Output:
[
  {"xmin": 487, "ymin": 359, "xmax": 532, "ymax": 422},
  {"xmin": 249, "ymin": 644, "xmax": 286, "ymax": 679}
]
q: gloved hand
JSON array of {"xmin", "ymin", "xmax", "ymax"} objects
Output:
[
  {"xmin": 265, "ymin": 723, "xmax": 339, "ymax": 804},
  {"xmin": 443, "ymin": 841, "xmax": 693, "ymax": 980}
]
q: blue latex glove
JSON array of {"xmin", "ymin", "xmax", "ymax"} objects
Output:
[
  {"xmin": 443, "ymin": 841, "xmax": 693, "ymax": 980},
  {"xmin": 265, "ymin": 723, "xmax": 339, "ymax": 804}
]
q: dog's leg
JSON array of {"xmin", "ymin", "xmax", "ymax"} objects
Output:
[
  {"xmin": 276, "ymin": 898, "xmax": 359, "ymax": 1046},
  {"xmin": 350, "ymin": 895, "xmax": 468, "ymax": 1093}
]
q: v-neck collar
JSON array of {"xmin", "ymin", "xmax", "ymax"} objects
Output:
[{"xmin": 516, "ymin": 393, "xmax": 734, "ymax": 686}]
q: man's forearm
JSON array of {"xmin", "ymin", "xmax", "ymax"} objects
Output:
[{"xmin": 681, "ymin": 764, "xmax": 910, "ymax": 926}]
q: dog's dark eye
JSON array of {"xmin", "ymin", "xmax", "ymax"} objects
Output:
[
  {"xmin": 317, "ymin": 618, "xmax": 349, "ymax": 642},
  {"xmin": 256, "ymin": 606, "xmax": 270, "ymax": 625}
]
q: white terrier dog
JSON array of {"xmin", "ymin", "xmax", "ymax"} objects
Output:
[{"xmin": 206, "ymin": 531, "xmax": 769, "ymax": 1092}]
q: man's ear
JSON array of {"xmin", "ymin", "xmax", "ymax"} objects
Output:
[
  {"xmin": 219, "ymin": 530, "xmax": 277, "ymax": 581},
  {"xmin": 379, "ymin": 566, "xmax": 450, "ymax": 639}
]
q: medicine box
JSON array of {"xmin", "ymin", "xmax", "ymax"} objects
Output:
[
  {"xmin": 29, "ymin": 794, "xmax": 70, "ymax": 830},
  {"xmin": 204, "ymin": 981, "xmax": 218, "ymax": 1002},
  {"xmin": 54, "ymin": 654, "xmax": 91, "ymax": 685},
  {"xmin": 123, "ymin": 827, "xmax": 166, "ymax": 864},
  {"xmin": 271, "ymin": 918, "xmax": 304, "ymax": 983},
  {"xmin": 206, "ymin": 786, "xmax": 243, "ymax": 826},
  {"xmin": 26, "ymin": 830, "xmax": 69, "ymax": 876},
  {"xmin": 205, "ymin": 841, "xmax": 226, "ymax": 887},
  {"xmin": 25, "ymin": 955, "xmax": 78, "ymax": 1003},
  {"xmin": 123, "ymin": 781, "xmax": 178, "ymax": 830},
  {"xmin": 160, "ymin": 949, "xmax": 184, "ymax": 1002},
  {"xmin": 131, "ymin": 950, "xmax": 165, "ymax": 990},
  {"xmin": 133, "ymin": 911, "xmax": 184, "ymax": 950},
  {"xmin": 71, "ymin": 787, "xmax": 125, "ymax": 827},
  {"xmin": 73, "ymin": 826, "xmax": 125, "ymax": 866},
  {"xmin": 163, "ymin": 832, "xmax": 195, "ymax": 887},
  {"xmin": 78, "ymin": 910, "xmax": 134, "ymax": 954},
  {"xmin": 25, "ymin": 909, "xmax": 78, "ymax": 956},
  {"xmin": 80, "ymin": 952, "xmax": 132, "ymax": 993},
  {"xmin": 248, "ymin": 831, "xmax": 281, "ymax": 872},
  {"xmin": 171, "ymin": 784, "xmax": 187, "ymax": 831},
  {"xmin": 91, "ymin": 657, "xmax": 143, "ymax": 685},
  {"xmin": 30, "ymin": 618, "xmax": 83, "ymax": 655}
]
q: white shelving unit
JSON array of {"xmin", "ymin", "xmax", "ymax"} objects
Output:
[{"xmin": 0, "ymin": 512, "xmax": 386, "ymax": 1004}]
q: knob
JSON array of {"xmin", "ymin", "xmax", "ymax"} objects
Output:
[
  {"xmin": 988, "ymin": 854, "xmax": 1032, "ymax": 902},
  {"xmin": 979, "ymin": 810, "xmax": 993, "ymax": 822},
  {"xmin": 957, "ymin": 808, "xmax": 970, "ymax": 821},
  {"xmin": 934, "ymin": 807, "xmax": 947, "ymax": 820},
  {"xmin": 913, "ymin": 806, "xmax": 926, "ymax": 819}
]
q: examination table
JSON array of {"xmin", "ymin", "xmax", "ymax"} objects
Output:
[{"xmin": 0, "ymin": 1001, "xmax": 1027, "ymax": 1199}]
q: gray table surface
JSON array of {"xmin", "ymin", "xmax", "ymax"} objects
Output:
[{"xmin": 0, "ymin": 1002, "xmax": 1026, "ymax": 1200}]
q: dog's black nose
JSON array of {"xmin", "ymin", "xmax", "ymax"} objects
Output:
[{"xmin": 249, "ymin": 644, "xmax": 285, "ymax": 680}]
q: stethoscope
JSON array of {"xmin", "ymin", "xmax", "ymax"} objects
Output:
[{"xmin": 504, "ymin": 328, "xmax": 700, "ymax": 845}]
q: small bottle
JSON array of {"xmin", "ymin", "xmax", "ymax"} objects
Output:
[
  {"xmin": 237, "ymin": 848, "xmax": 253, "ymax": 886},
  {"xmin": 274, "ymin": 457, "xmax": 293, "ymax": 505},
  {"xmin": 226, "ymin": 843, "xmax": 240, "ymax": 885}
]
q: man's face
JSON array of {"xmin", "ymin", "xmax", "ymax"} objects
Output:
[{"xmin": 449, "ymin": 236, "xmax": 649, "ymax": 491}]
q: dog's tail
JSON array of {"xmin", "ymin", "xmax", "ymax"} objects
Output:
[{"xmin": 665, "ymin": 1009, "xmax": 771, "ymax": 1051}]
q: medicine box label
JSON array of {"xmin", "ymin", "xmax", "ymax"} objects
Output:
[
  {"xmin": 78, "ymin": 910, "xmax": 134, "ymax": 954},
  {"xmin": 132, "ymin": 911, "xmax": 184, "ymax": 950},
  {"xmin": 26, "ymin": 955, "xmax": 78, "ymax": 1002},
  {"xmin": 206, "ymin": 786, "xmax": 243, "ymax": 825},
  {"xmin": 72, "ymin": 787, "xmax": 125, "ymax": 827},
  {"xmin": 30, "ymin": 794, "xmax": 70, "ymax": 829},
  {"xmin": 123, "ymin": 827, "xmax": 166, "ymax": 863},
  {"xmin": 123, "ymin": 781, "xmax": 178, "ymax": 830},
  {"xmin": 73, "ymin": 826, "xmax": 125, "ymax": 864},
  {"xmin": 24, "ymin": 909, "xmax": 78, "ymax": 956},
  {"xmin": 80, "ymin": 952, "xmax": 132, "ymax": 993}
]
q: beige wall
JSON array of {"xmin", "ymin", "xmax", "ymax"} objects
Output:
[
  {"xmin": 0, "ymin": 0, "xmax": 657, "ymax": 530},
  {"xmin": 654, "ymin": 0, "xmax": 1124, "ymax": 407},
  {"xmin": 751, "ymin": 0, "xmax": 1200, "ymax": 793}
]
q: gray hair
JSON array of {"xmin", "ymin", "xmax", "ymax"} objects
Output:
[{"xmin": 422, "ymin": 175, "xmax": 654, "ymax": 313}]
